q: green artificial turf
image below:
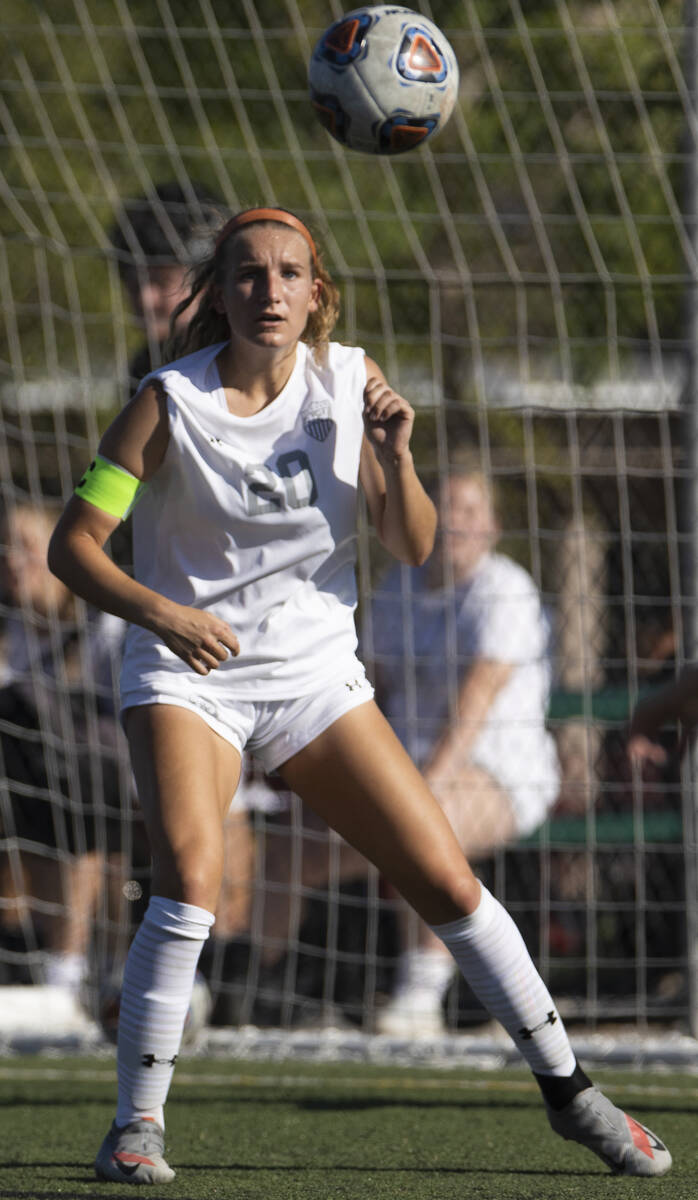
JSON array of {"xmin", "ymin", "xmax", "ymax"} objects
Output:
[{"xmin": 1, "ymin": 1055, "xmax": 696, "ymax": 1198}]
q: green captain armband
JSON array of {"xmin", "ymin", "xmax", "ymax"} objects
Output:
[{"xmin": 75, "ymin": 454, "xmax": 144, "ymax": 519}]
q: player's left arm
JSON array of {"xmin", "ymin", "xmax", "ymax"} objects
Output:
[{"xmin": 359, "ymin": 357, "xmax": 436, "ymax": 565}]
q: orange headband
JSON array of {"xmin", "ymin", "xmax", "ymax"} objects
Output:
[{"xmin": 214, "ymin": 207, "xmax": 318, "ymax": 265}]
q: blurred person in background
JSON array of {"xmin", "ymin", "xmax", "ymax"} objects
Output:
[
  {"xmin": 627, "ymin": 665, "xmax": 698, "ymax": 766},
  {"xmin": 370, "ymin": 465, "xmax": 560, "ymax": 1036},
  {"xmin": 110, "ymin": 180, "xmax": 225, "ymax": 387},
  {"xmin": 110, "ymin": 181, "xmax": 257, "ymax": 1009},
  {"xmin": 0, "ymin": 501, "xmax": 127, "ymax": 1011},
  {"xmin": 228, "ymin": 769, "xmax": 371, "ymax": 1027}
]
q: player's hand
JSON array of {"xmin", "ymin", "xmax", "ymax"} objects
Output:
[
  {"xmin": 362, "ymin": 376, "xmax": 415, "ymax": 463},
  {"xmin": 154, "ymin": 603, "xmax": 240, "ymax": 675}
]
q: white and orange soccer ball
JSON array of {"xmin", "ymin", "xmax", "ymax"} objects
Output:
[{"xmin": 309, "ymin": 6, "xmax": 459, "ymax": 155}]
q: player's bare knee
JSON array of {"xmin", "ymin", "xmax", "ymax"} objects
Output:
[
  {"xmin": 427, "ymin": 870, "xmax": 481, "ymax": 924},
  {"xmin": 152, "ymin": 850, "xmax": 222, "ymax": 913},
  {"xmin": 403, "ymin": 863, "xmax": 480, "ymax": 926},
  {"xmin": 449, "ymin": 871, "xmax": 482, "ymax": 916}
]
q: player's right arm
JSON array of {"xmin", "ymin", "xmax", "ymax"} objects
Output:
[{"xmin": 47, "ymin": 383, "xmax": 239, "ymax": 675}]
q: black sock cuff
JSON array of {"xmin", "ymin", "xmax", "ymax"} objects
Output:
[{"xmin": 533, "ymin": 1061, "xmax": 593, "ymax": 1111}]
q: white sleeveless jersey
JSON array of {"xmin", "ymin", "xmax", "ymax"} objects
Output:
[{"xmin": 121, "ymin": 340, "xmax": 367, "ymax": 700}]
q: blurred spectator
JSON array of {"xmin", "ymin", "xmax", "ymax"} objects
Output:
[
  {"xmin": 110, "ymin": 182, "xmax": 257, "ymax": 1018},
  {"xmin": 229, "ymin": 767, "xmax": 370, "ymax": 1026},
  {"xmin": 627, "ymin": 664, "xmax": 698, "ymax": 767},
  {"xmin": 109, "ymin": 180, "xmax": 224, "ymax": 386},
  {"xmin": 0, "ymin": 501, "xmax": 128, "ymax": 1006},
  {"xmin": 369, "ymin": 466, "xmax": 560, "ymax": 1035}
]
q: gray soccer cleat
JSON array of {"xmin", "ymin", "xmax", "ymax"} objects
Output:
[
  {"xmin": 94, "ymin": 1117, "xmax": 175, "ymax": 1184},
  {"xmin": 547, "ymin": 1085, "xmax": 671, "ymax": 1176}
]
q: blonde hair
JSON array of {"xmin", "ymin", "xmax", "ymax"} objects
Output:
[{"xmin": 166, "ymin": 212, "xmax": 340, "ymax": 362}]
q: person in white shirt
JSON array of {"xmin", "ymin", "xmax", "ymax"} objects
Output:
[
  {"xmin": 47, "ymin": 206, "xmax": 669, "ymax": 1185},
  {"xmin": 370, "ymin": 468, "xmax": 560, "ymax": 1035}
]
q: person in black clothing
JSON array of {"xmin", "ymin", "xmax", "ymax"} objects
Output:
[{"xmin": 0, "ymin": 502, "xmax": 126, "ymax": 999}]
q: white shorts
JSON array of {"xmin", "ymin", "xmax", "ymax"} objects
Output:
[{"xmin": 120, "ymin": 660, "xmax": 374, "ymax": 774}]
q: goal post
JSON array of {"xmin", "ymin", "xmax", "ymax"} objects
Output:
[{"xmin": 0, "ymin": 0, "xmax": 696, "ymax": 1044}]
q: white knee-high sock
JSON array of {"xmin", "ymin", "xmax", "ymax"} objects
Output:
[
  {"xmin": 430, "ymin": 884, "xmax": 576, "ymax": 1076},
  {"xmin": 116, "ymin": 895, "xmax": 215, "ymax": 1129}
]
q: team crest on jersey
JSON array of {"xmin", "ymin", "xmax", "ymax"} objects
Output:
[{"xmin": 302, "ymin": 396, "xmax": 335, "ymax": 442}]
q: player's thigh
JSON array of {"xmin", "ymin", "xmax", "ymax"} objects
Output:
[
  {"xmin": 277, "ymin": 700, "xmax": 479, "ymax": 922},
  {"xmin": 124, "ymin": 703, "xmax": 241, "ymax": 863}
]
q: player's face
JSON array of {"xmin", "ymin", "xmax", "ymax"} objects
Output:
[
  {"xmin": 438, "ymin": 475, "xmax": 498, "ymax": 580},
  {"xmin": 215, "ymin": 226, "xmax": 322, "ymax": 352}
]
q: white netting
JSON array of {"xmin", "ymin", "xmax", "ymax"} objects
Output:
[{"xmin": 0, "ymin": 0, "xmax": 695, "ymax": 1039}]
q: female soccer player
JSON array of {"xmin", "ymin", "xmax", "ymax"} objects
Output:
[{"xmin": 48, "ymin": 207, "xmax": 671, "ymax": 1184}]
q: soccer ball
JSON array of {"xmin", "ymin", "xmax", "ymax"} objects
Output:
[{"xmin": 309, "ymin": 6, "xmax": 459, "ymax": 155}]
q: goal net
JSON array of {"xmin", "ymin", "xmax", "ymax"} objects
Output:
[{"xmin": 1, "ymin": 0, "xmax": 696, "ymax": 1044}]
